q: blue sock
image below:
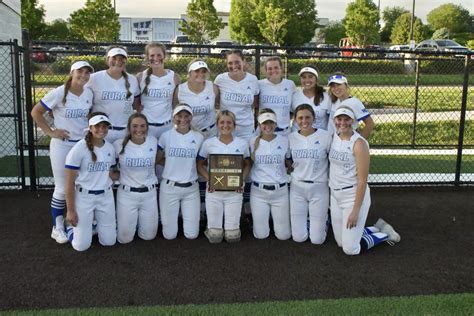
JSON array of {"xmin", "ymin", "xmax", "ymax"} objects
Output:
[
  {"xmin": 361, "ymin": 230, "xmax": 388, "ymax": 251},
  {"xmin": 65, "ymin": 225, "xmax": 74, "ymax": 242},
  {"xmin": 51, "ymin": 197, "xmax": 65, "ymax": 227}
]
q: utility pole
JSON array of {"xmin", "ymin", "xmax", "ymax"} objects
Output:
[{"xmin": 409, "ymin": 0, "xmax": 415, "ymax": 48}]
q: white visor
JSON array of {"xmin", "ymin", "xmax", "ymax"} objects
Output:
[
  {"xmin": 334, "ymin": 107, "xmax": 355, "ymax": 120},
  {"xmin": 173, "ymin": 104, "xmax": 193, "ymax": 116},
  {"xmin": 88, "ymin": 115, "xmax": 111, "ymax": 126},
  {"xmin": 258, "ymin": 112, "xmax": 277, "ymax": 124},
  {"xmin": 188, "ymin": 60, "xmax": 209, "ymax": 72},
  {"xmin": 70, "ymin": 61, "xmax": 94, "ymax": 73},
  {"xmin": 298, "ymin": 67, "xmax": 318, "ymax": 78},
  {"xmin": 107, "ymin": 47, "xmax": 128, "ymax": 58}
]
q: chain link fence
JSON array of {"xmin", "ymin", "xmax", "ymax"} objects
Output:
[{"xmin": 19, "ymin": 41, "xmax": 474, "ymax": 187}]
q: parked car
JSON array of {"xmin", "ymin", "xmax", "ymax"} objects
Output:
[
  {"xmin": 30, "ymin": 45, "xmax": 49, "ymax": 63},
  {"xmin": 210, "ymin": 40, "xmax": 234, "ymax": 55},
  {"xmin": 386, "ymin": 44, "xmax": 410, "ymax": 58},
  {"xmin": 415, "ymin": 39, "xmax": 470, "ymax": 56},
  {"xmin": 314, "ymin": 44, "xmax": 338, "ymax": 57}
]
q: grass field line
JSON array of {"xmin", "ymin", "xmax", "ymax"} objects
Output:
[{"xmin": 372, "ymin": 110, "xmax": 474, "ymax": 123}]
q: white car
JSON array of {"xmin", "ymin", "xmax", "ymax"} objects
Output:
[
  {"xmin": 386, "ymin": 44, "xmax": 410, "ymax": 58},
  {"xmin": 210, "ymin": 41, "xmax": 234, "ymax": 54}
]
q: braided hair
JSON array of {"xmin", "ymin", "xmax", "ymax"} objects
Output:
[
  {"xmin": 85, "ymin": 111, "xmax": 109, "ymax": 162},
  {"xmin": 142, "ymin": 42, "xmax": 167, "ymax": 96},
  {"xmin": 62, "ymin": 75, "xmax": 73, "ymax": 105}
]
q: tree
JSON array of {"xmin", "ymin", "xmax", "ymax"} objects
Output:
[
  {"xmin": 43, "ymin": 19, "xmax": 72, "ymax": 41},
  {"xmin": 380, "ymin": 6, "xmax": 409, "ymax": 43},
  {"xmin": 427, "ymin": 4, "xmax": 471, "ymax": 34},
  {"xmin": 390, "ymin": 12, "xmax": 425, "ymax": 44},
  {"xmin": 321, "ymin": 21, "xmax": 346, "ymax": 46},
  {"xmin": 21, "ymin": 0, "xmax": 47, "ymax": 39},
  {"xmin": 229, "ymin": 0, "xmax": 317, "ymax": 46},
  {"xmin": 179, "ymin": 0, "xmax": 224, "ymax": 44},
  {"xmin": 69, "ymin": 0, "xmax": 119, "ymax": 42},
  {"xmin": 253, "ymin": 2, "xmax": 288, "ymax": 45},
  {"xmin": 432, "ymin": 27, "xmax": 450, "ymax": 40},
  {"xmin": 344, "ymin": 0, "xmax": 380, "ymax": 47}
]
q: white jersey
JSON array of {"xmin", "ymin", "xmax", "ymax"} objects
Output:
[
  {"xmin": 40, "ymin": 85, "xmax": 93, "ymax": 140},
  {"xmin": 140, "ymin": 69, "xmax": 176, "ymax": 124},
  {"xmin": 288, "ymin": 129, "xmax": 332, "ymax": 183},
  {"xmin": 199, "ymin": 136, "xmax": 250, "ymax": 160},
  {"xmin": 87, "ymin": 70, "xmax": 140, "ymax": 128},
  {"xmin": 250, "ymin": 134, "xmax": 290, "ymax": 184},
  {"xmin": 214, "ymin": 72, "xmax": 259, "ymax": 128},
  {"xmin": 113, "ymin": 136, "xmax": 158, "ymax": 188},
  {"xmin": 329, "ymin": 131, "xmax": 368, "ymax": 189},
  {"xmin": 158, "ymin": 129, "xmax": 204, "ymax": 183},
  {"xmin": 258, "ymin": 79, "xmax": 295, "ymax": 129},
  {"xmin": 65, "ymin": 139, "xmax": 116, "ymax": 191},
  {"xmin": 177, "ymin": 80, "xmax": 216, "ymax": 131},
  {"xmin": 292, "ymin": 89, "xmax": 331, "ymax": 131},
  {"xmin": 327, "ymin": 97, "xmax": 370, "ymax": 134}
]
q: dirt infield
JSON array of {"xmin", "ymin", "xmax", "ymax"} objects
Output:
[{"xmin": 0, "ymin": 186, "xmax": 473, "ymax": 311}]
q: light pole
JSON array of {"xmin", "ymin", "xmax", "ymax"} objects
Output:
[{"xmin": 409, "ymin": 0, "xmax": 416, "ymax": 48}]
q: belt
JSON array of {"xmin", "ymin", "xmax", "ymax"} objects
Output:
[
  {"xmin": 149, "ymin": 120, "xmax": 171, "ymax": 127},
  {"xmin": 64, "ymin": 139, "xmax": 80, "ymax": 143},
  {"xmin": 121, "ymin": 184, "xmax": 157, "ymax": 193},
  {"xmin": 109, "ymin": 126, "xmax": 126, "ymax": 131},
  {"xmin": 333, "ymin": 185, "xmax": 354, "ymax": 191},
  {"xmin": 275, "ymin": 126, "xmax": 289, "ymax": 132},
  {"xmin": 78, "ymin": 187, "xmax": 109, "ymax": 195},
  {"xmin": 201, "ymin": 123, "xmax": 216, "ymax": 133},
  {"xmin": 166, "ymin": 179, "xmax": 196, "ymax": 188},
  {"xmin": 300, "ymin": 180, "xmax": 315, "ymax": 184},
  {"xmin": 253, "ymin": 181, "xmax": 286, "ymax": 191}
]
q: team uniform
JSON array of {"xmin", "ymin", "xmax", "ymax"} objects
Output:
[
  {"xmin": 177, "ymin": 80, "xmax": 217, "ymax": 139},
  {"xmin": 198, "ymin": 136, "xmax": 250, "ymax": 232},
  {"xmin": 113, "ymin": 136, "xmax": 159, "ymax": 243},
  {"xmin": 291, "ymin": 90, "xmax": 331, "ymax": 131},
  {"xmin": 214, "ymin": 72, "xmax": 259, "ymax": 141},
  {"xmin": 65, "ymin": 139, "xmax": 117, "ymax": 251},
  {"xmin": 158, "ymin": 128, "xmax": 204, "ymax": 239},
  {"xmin": 288, "ymin": 128, "xmax": 332, "ymax": 244},
  {"xmin": 40, "ymin": 85, "xmax": 93, "ymax": 239},
  {"xmin": 87, "ymin": 70, "xmax": 140, "ymax": 143},
  {"xmin": 140, "ymin": 69, "xmax": 176, "ymax": 140},
  {"xmin": 249, "ymin": 134, "xmax": 291, "ymax": 240},
  {"xmin": 327, "ymin": 97, "xmax": 370, "ymax": 135},
  {"xmin": 258, "ymin": 79, "xmax": 295, "ymax": 136}
]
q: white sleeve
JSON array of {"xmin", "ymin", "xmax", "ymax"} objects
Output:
[
  {"xmin": 198, "ymin": 140, "xmax": 208, "ymax": 159},
  {"xmin": 158, "ymin": 132, "xmax": 167, "ymax": 150},
  {"xmin": 353, "ymin": 98, "xmax": 370, "ymax": 121},
  {"xmin": 40, "ymin": 86, "xmax": 62, "ymax": 111},
  {"xmin": 113, "ymin": 139, "xmax": 122, "ymax": 159},
  {"xmin": 65, "ymin": 143, "xmax": 84, "ymax": 169}
]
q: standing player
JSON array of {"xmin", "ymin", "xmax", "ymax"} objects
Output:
[
  {"xmin": 249, "ymin": 109, "xmax": 291, "ymax": 240},
  {"xmin": 86, "ymin": 46, "xmax": 141, "ymax": 144},
  {"xmin": 197, "ymin": 110, "xmax": 251, "ymax": 243},
  {"xmin": 139, "ymin": 42, "xmax": 180, "ymax": 140},
  {"xmin": 214, "ymin": 50, "xmax": 259, "ymax": 141},
  {"xmin": 327, "ymin": 73, "xmax": 374, "ymax": 138},
  {"xmin": 329, "ymin": 107, "xmax": 400, "ymax": 255},
  {"xmin": 64, "ymin": 112, "xmax": 118, "ymax": 251},
  {"xmin": 291, "ymin": 66, "xmax": 330, "ymax": 131},
  {"xmin": 288, "ymin": 104, "xmax": 332, "ymax": 244},
  {"xmin": 174, "ymin": 59, "xmax": 219, "ymax": 139},
  {"xmin": 114, "ymin": 113, "xmax": 159, "ymax": 244},
  {"xmin": 258, "ymin": 56, "xmax": 295, "ymax": 136},
  {"xmin": 31, "ymin": 61, "xmax": 94, "ymax": 244},
  {"xmin": 158, "ymin": 104, "xmax": 204, "ymax": 239}
]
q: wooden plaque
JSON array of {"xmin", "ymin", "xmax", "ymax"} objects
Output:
[{"xmin": 208, "ymin": 154, "xmax": 244, "ymax": 191}]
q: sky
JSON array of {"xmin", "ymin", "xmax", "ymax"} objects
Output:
[{"xmin": 39, "ymin": 0, "xmax": 473, "ymax": 23}]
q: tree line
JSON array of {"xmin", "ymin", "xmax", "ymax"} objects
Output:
[{"xmin": 22, "ymin": 0, "xmax": 473, "ymax": 48}]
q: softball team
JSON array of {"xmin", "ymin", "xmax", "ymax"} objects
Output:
[
  {"xmin": 292, "ymin": 66, "xmax": 331, "ymax": 131},
  {"xmin": 114, "ymin": 113, "xmax": 159, "ymax": 244},
  {"xmin": 249, "ymin": 109, "xmax": 291, "ymax": 240},
  {"xmin": 86, "ymin": 46, "xmax": 141, "ymax": 144},
  {"xmin": 31, "ymin": 61, "xmax": 94, "ymax": 244},
  {"xmin": 65, "ymin": 112, "xmax": 118, "ymax": 251},
  {"xmin": 158, "ymin": 104, "xmax": 204, "ymax": 240}
]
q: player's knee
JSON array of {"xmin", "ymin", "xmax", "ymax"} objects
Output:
[
  {"xmin": 343, "ymin": 245, "xmax": 361, "ymax": 256},
  {"xmin": 275, "ymin": 231, "xmax": 291, "ymax": 241},
  {"xmin": 310, "ymin": 234, "xmax": 327, "ymax": 245},
  {"xmin": 72, "ymin": 240, "xmax": 91, "ymax": 252},
  {"xmin": 163, "ymin": 231, "xmax": 178, "ymax": 240},
  {"xmin": 292, "ymin": 231, "xmax": 308, "ymax": 243},
  {"xmin": 99, "ymin": 233, "xmax": 117, "ymax": 247},
  {"xmin": 117, "ymin": 234, "xmax": 134, "ymax": 244},
  {"xmin": 184, "ymin": 231, "xmax": 199, "ymax": 239}
]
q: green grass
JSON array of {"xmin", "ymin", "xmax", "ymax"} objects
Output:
[{"xmin": 2, "ymin": 293, "xmax": 473, "ymax": 315}]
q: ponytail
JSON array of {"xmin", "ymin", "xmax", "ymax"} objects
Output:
[
  {"xmin": 62, "ymin": 76, "xmax": 73, "ymax": 105},
  {"xmin": 85, "ymin": 131, "xmax": 97, "ymax": 162},
  {"xmin": 122, "ymin": 71, "xmax": 132, "ymax": 99},
  {"xmin": 142, "ymin": 67, "xmax": 153, "ymax": 96}
]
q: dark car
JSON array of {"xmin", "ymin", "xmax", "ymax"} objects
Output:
[{"xmin": 30, "ymin": 45, "xmax": 49, "ymax": 63}]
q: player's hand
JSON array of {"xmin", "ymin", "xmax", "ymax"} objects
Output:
[
  {"xmin": 66, "ymin": 209, "xmax": 78, "ymax": 227},
  {"xmin": 50, "ymin": 129, "xmax": 70, "ymax": 140},
  {"xmin": 346, "ymin": 211, "xmax": 358, "ymax": 229},
  {"xmin": 134, "ymin": 103, "xmax": 144, "ymax": 112}
]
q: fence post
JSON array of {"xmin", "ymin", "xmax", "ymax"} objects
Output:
[
  {"xmin": 255, "ymin": 45, "xmax": 261, "ymax": 79},
  {"xmin": 22, "ymin": 29, "xmax": 37, "ymax": 190},
  {"xmin": 454, "ymin": 55, "xmax": 470, "ymax": 186},
  {"xmin": 411, "ymin": 57, "xmax": 420, "ymax": 148}
]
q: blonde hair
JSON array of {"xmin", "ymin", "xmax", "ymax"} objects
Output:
[
  {"xmin": 216, "ymin": 110, "xmax": 236, "ymax": 127},
  {"xmin": 328, "ymin": 71, "xmax": 349, "ymax": 103},
  {"xmin": 62, "ymin": 75, "xmax": 73, "ymax": 105},
  {"xmin": 120, "ymin": 113, "xmax": 149, "ymax": 155},
  {"xmin": 106, "ymin": 45, "xmax": 132, "ymax": 99},
  {"xmin": 251, "ymin": 108, "xmax": 276, "ymax": 161},
  {"xmin": 142, "ymin": 42, "xmax": 167, "ymax": 95},
  {"xmin": 85, "ymin": 111, "xmax": 109, "ymax": 162}
]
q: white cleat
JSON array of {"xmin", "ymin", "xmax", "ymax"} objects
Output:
[
  {"xmin": 374, "ymin": 218, "xmax": 401, "ymax": 243},
  {"xmin": 51, "ymin": 227, "xmax": 68, "ymax": 244}
]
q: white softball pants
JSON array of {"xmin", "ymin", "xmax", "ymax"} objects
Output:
[
  {"xmin": 159, "ymin": 180, "xmax": 200, "ymax": 240},
  {"xmin": 205, "ymin": 190, "xmax": 243, "ymax": 231},
  {"xmin": 330, "ymin": 185, "xmax": 371, "ymax": 255},
  {"xmin": 250, "ymin": 185, "xmax": 290, "ymax": 240},
  {"xmin": 49, "ymin": 138, "xmax": 76, "ymax": 200},
  {"xmin": 71, "ymin": 188, "xmax": 116, "ymax": 251},
  {"xmin": 116, "ymin": 186, "xmax": 158, "ymax": 243},
  {"xmin": 289, "ymin": 181, "xmax": 329, "ymax": 244}
]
